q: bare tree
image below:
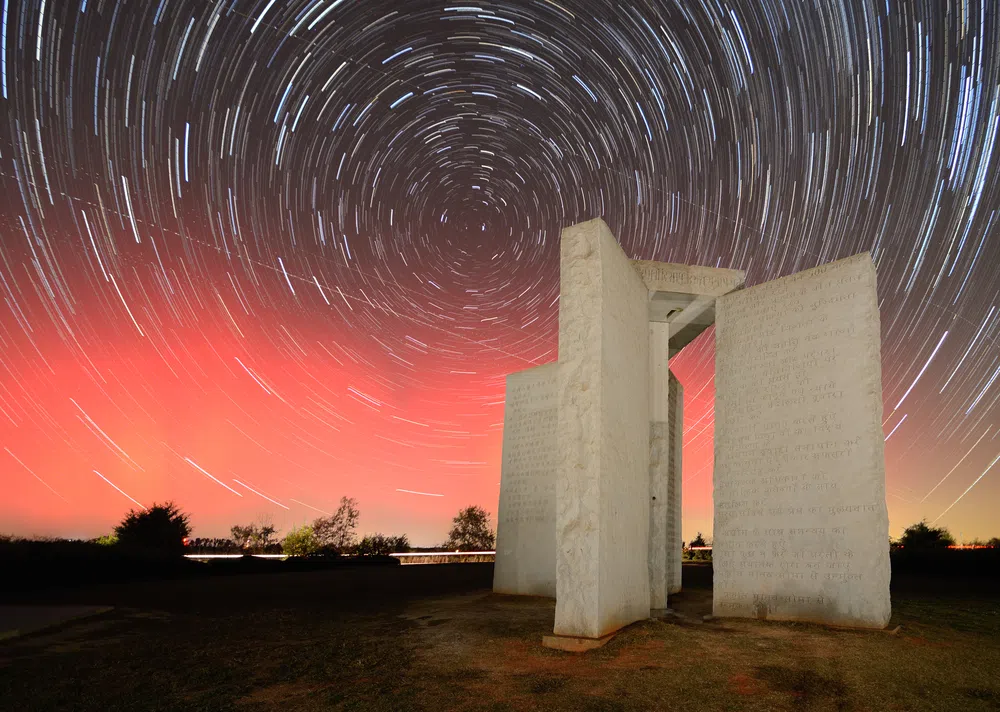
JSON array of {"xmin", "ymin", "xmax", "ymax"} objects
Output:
[
  {"xmin": 230, "ymin": 515, "xmax": 278, "ymax": 553},
  {"xmin": 312, "ymin": 497, "xmax": 360, "ymax": 553}
]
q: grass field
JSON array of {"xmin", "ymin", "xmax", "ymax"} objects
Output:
[{"xmin": 1, "ymin": 562, "xmax": 997, "ymax": 711}]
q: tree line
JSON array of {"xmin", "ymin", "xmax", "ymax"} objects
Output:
[
  {"xmin": 893, "ymin": 520, "xmax": 1000, "ymax": 549},
  {"xmin": 679, "ymin": 521, "xmax": 1000, "ymax": 561},
  {"xmin": 79, "ymin": 500, "xmax": 497, "ymax": 556}
]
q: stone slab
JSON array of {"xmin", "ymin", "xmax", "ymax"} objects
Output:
[
  {"xmin": 493, "ymin": 363, "xmax": 559, "ymax": 597},
  {"xmin": 648, "ymin": 322, "xmax": 669, "ymax": 611},
  {"xmin": 542, "ymin": 631, "xmax": 616, "ymax": 652},
  {"xmin": 648, "ymin": 324, "xmax": 685, "ymax": 609},
  {"xmin": 713, "ymin": 252, "xmax": 891, "ymax": 629},
  {"xmin": 631, "ymin": 261, "xmax": 746, "ymax": 297},
  {"xmin": 554, "ymin": 218, "xmax": 650, "ymax": 640},
  {"xmin": 667, "ymin": 371, "xmax": 684, "ymax": 595},
  {"xmin": 0, "ymin": 605, "xmax": 113, "ymax": 640}
]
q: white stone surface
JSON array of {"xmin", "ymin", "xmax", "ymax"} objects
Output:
[
  {"xmin": 632, "ymin": 261, "xmax": 746, "ymax": 297},
  {"xmin": 632, "ymin": 262, "xmax": 746, "ymax": 353},
  {"xmin": 493, "ymin": 363, "xmax": 558, "ymax": 597},
  {"xmin": 648, "ymin": 322, "xmax": 670, "ymax": 610},
  {"xmin": 667, "ymin": 371, "xmax": 684, "ymax": 595},
  {"xmin": 648, "ymin": 324, "xmax": 685, "ymax": 609},
  {"xmin": 554, "ymin": 218, "xmax": 651, "ymax": 639},
  {"xmin": 713, "ymin": 253, "xmax": 891, "ymax": 629}
]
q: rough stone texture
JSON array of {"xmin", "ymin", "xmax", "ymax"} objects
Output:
[
  {"xmin": 554, "ymin": 218, "xmax": 651, "ymax": 640},
  {"xmin": 648, "ymin": 323, "xmax": 675, "ymax": 610},
  {"xmin": 667, "ymin": 371, "xmax": 684, "ymax": 595},
  {"xmin": 713, "ymin": 253, "xmax": 891, "ymax": 629},
  {"xmin": 648, "ymin": 418, "xmax": 671, "ymax": 612},
  {"xmin": 493, "ymin": 363, "xmax": 558, "ymax": 597},
  {"xmin": 649, "ymin": 322, "xmax": 685, "ymax": 610}
]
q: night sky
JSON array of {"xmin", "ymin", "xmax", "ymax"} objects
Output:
[{"xmin": 1, "ymin": 0, "xmax": 998, "ymax": 545}]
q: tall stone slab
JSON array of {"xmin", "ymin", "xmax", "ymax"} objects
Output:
[
  {"xmin": 713, "ymin": 253, "xmax": 890, "ymax": 629},
  {"xmin": 648, "ymin": 323, "xmax": 670, "ymax": 611},
  {"xmin": 554, "ymin": 218, "xmax": 651, "ymax": 640},
  {"xmin": 648, "ymin": 326, "xmax": 684, "ymax": 611},
  {"xmin": 667, "ymin": 372, "xmax": 684, "ymax": 595},
  {"xmin": 493, "ymin": 363, "xmax": 558, "ymax": 597}
]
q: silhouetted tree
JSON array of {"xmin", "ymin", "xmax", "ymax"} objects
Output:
[
  {"xmin": 353, "ymin": 533, "xmax": 410, "ymax": 557},
  {"xmin": 989, "ymin": 537, "xmax": 1000, "ymax": 549},
  {"xmin": 231, "ymin": 516, "xmax": 278, "ymax": 553},
  {"xmin": 899, "ymin": 520, "xmax": 955, "ymax": 549},
  {"xmin": 282, "ymin": 525, "xmax": 318, "ymax": 556},
  {"xmin": 312, "ymin": 497, "xmax": 360, "ymax": 553},
  {"xmin": 114, "ymin": 502, "xmax": 191, "ymax": 553},
  {"xmin": 186, "ymin": 537, "xmax": 239, "ymax": 553},
  {"xmin": 390, "ymin": 534, "xmax": 410, "ymax": 553},
  {"xmin": 688, "ymin": 532, "xmax": 707, "ymax": 548},
  {"xmin": 684, "ymin": 532, "xmax": 711, "ymax": 560},
  {"xmin": 445, "ymin": 506, "xmax": 495, "ymax": 551}
]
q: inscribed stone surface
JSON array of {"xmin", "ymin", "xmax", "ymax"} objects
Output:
[
  {"xmin": 713, "ymin": 253, "xmax": 891, "ymax": 629},
  {"xmin": 632, "ymin": 262, "xmax": 746, "ymax": 296},
  {"xmin": 555, "ymin": 218, "xmax": 651, "ymax": 639},
  {"xmin": 493, "ymin": 363, "xmax": 558, "ymax": 597}
]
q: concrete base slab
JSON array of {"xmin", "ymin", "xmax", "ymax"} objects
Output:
[
  {"xmin": 0, "ymin": 605, "xmax": 113, "ymax": 641},
  {"xmin": 649, "ymin": 608, "xmax": 675, "ymax": 618},
  {"xmin": 542, "ymin": 631, "xmax": 616, "ymax": 652}
]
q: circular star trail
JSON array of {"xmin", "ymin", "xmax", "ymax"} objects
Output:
[{"xmin": 1, "ymin": 0, "xmax": 998, "ymax": 543}]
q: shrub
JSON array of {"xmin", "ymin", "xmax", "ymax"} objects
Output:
[
  {"xmin": 114, "ymin": 502, "xmax": 191, "ymax": 554},
  {"xmin": 899, "ymin": 521, "xmax": 955, "ymax": 549},
  {"xmin": 389, "ymin": 534, "xmax": 410, "ymax": 553},
  {"xmin": 283, "ymin": 525, "xmax": 319, "ymax": 556},
  {"xmin": 353, "ymin": 534, "xmax": 410, "ymax": 557}
]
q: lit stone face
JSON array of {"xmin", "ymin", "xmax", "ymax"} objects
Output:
[
  {"xmin": 632, "ymin": 261, "xmax": 746, "ymax": 354},
  {"xmin": 713, "ymin": 253, "xmax": 891, "ymax": 629},
  {"xmin": 554, "ymin": 218, "xmax": 651, "ymax": 639},
  {"xmin": 666, "ymin": 372, "xmax": 683, "ymax": 596},
  {"xmin": 632, "ymin": 261, "xmax": 746, "ymax": 297},
  {"xmin": 495, "ymin": 220, "xmax": 891, "ymax": 640},
  {"xmin": 493, "ymin": 363, "xmax": 558, "ymax": 597},
  {"xmin": 648, "ymin": 325, "xmax": 684, "ymax": 610}
]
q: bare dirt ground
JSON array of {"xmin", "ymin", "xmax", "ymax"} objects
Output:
[{"xmin": 1, "ymin": 563, "xmax": 998, "ymax": 711}]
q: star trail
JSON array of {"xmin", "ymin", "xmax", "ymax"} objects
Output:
[{"xmin": 1, "ymin": 0, "xmax": 998, "ymax": 544}]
